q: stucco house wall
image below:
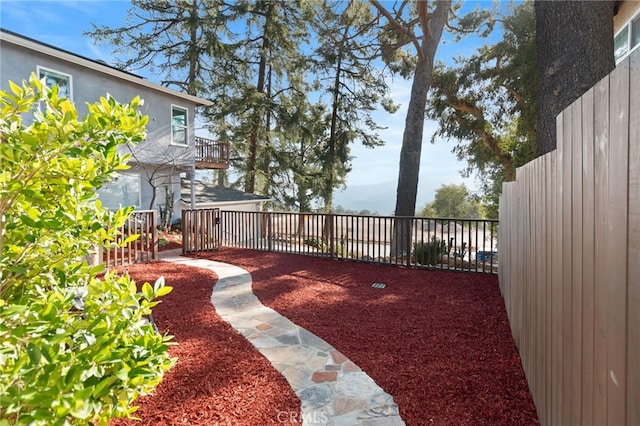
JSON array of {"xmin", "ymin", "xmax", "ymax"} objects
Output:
[
  {"xmin": 614, "ymin": 0, "xmax": 640, "ymax": 33},
  {"xmin": 0, "ymin": 29, "xmax": 212, "ymax": 222}
]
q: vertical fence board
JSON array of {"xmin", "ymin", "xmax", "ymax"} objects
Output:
[
  {"xmin": 561, "ymin": 107, "xmax": 574, "ymax": 426},
  {"xmin": 530, "ymin": 156, "xmax": 539, "ymax": 418},
  {"xmin": 553, "ymin": 112, "xmax": 564, "ymax": 426},
  {"xmin": 593, "ymin": 73, "xmax": 611, "ymax": 426},
  {"xmin": 607, "ymin": 56, "xmax": 629, "ymax": 426},
  {"xmin": 627, "ymin": 49, "xmax": 640, "ymax": 426},
  {"xmin": 534, "ymin": 160, "xmax": 542, "ymax": 400},
  {"xmin": 538, "ymin": 157, "xmax": 546, "ymax": 413},
  {"xmin": 570, "ymin": 98, "xmax": 584, "ymax": 426},
  {"xmin": 581, "ymin": 86, "xmax": 596, "ymax": 426},
  {"xmin": 545, "ymin": 152, "xmax": 555, "ymax": 426}
]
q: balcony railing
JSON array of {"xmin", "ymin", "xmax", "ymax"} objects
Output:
[{"xmin": 195, "ymin": 136, "xmax": 230, "ymax": 169}]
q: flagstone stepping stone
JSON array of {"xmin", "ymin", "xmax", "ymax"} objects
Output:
[{"xmin": 159, "ymin": 250, "xmax": 405, "ymax": 426}]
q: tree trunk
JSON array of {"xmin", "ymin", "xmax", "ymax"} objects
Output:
[
  {"xmin": 394, "ymin": 58, "xmax": 431, "ymax": 218},
  {"xmin": 325, "ymin": 51, "xmax": 343, "ymax": 213},
  {"xmin": 535, "ymin": 0, "xmax": 614, "ymax": 156},
  {"xmin": 391, "ymin": 0, "xmax": 450, "ymax": 257},
  {"xmin": 186, "ymin": 0, "xmax": 199, "ymax": 96},
  {"xmin": 245, "ymin": 1, "xmax": 272, "ymax": 193}
]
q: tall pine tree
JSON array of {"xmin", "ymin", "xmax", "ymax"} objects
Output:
[{"xmin": 312, "ymin": 0, "xmax": 397, "ymax": 212}]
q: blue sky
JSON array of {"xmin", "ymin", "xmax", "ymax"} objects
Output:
[{"xmin": 0, "ymin": 0, "xmax": 504, "ymax": 214}]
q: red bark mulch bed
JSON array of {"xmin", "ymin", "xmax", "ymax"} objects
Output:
[
  {"xmin": 157, "ymin": 231, "xmax": 182, "ymax": 252},
  {"xmin": 194, "ymin": 248, "xmax": 540, "ymax": 426},
  {"xmin": 113, "ymin": 247, "xmax": 539, "ymax": 425},
  {"xmin": 110, "ymin": 260, "xmax": 301, "ymax": 426}
]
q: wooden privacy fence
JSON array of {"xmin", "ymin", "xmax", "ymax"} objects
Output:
[
  {"xmin": 182, "ymin": 208, "xmax": 220, "ymax": 253},
  {"xmin": 499, "ymin": 50, "xmax": 639, "ymax": 426},
  {"xmin": 101, "ymin": 209, "xmax": 158, "ymax": 267},
  {"xmin": 216, "ymin": 210, "xmax": 498, "ymax": 273}
]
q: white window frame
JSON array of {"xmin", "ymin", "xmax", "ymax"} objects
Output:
[
  {"xmin": 171, "ymin": 104, "xmax": 188, "ymax": 146},
  {"xmin": 614, "ymin": 10, "xmax": 640, "ymax": 64},
  {"xmin": 37, "ymin": 65, "xmax": 73, "ymax": 101}
]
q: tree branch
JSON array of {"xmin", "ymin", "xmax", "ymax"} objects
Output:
[
  {"xmin": 434, "ymin": 83, "xmax": 515, "ymax": 180},
  {"xmin": 370, "ymin": 0, "xmax": 422, "ymax": 59}
]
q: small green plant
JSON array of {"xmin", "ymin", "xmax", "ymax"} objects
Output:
[
  {"xmin": 453, "ymin": 242, "xmax": 468, "ymax": 259},
  {"xmin": 304, "ymin": 237, "xmax": 326, "ymax": 250},
  {"xmin": 303, "ymin": 236, "xmax": 350, "ymax": 257},
  {"xmin": 0, "ymin": 75, "xmax": 174, "ymax": 425},
  {"xmin": 413, "ymin": 237, "xmax": 445, "ymax": 266},
  {"xmin": 158, "ymin": 236, "xmax": 170, "ymax": 247}
]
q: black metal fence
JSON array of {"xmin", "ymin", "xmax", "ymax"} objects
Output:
[{"xmin": 215, "ymin": 210, "xmax": 498, "ymax": 273}]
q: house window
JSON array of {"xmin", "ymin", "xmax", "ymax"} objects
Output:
[
  {"xmin": 37, "ymin": 66, "xmax": 72, "ymax": 100},
  {"xmin": 171, "ymin": 105, "xmax": 188, "ymax": 145},
  {"xmin": 96, "ymin": 173, "xmax": 141, "ymax": 210},
  {"xmin": 615, "ymin": 13, "xmax": 640, "ymax": 63},
  {"xmin": 632, "ymin": 15, "xmax": 640, "ymax": 51}
]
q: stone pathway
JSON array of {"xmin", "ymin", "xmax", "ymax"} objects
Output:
[{"xmin": 159, "ymin": 250, "xmax": 405, "ymax": 426}]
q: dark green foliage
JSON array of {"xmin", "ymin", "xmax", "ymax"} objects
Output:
[
  {"xmin": 418, "ymin": 183, "xmax": 483, "ymax": 218},
  {"xmin": 413, "ymin": 237, "xmax": 445, "ymax": 266},
  {"xmin": 427, "ymin": 1, "xmax": 537, "ymax": 218}
]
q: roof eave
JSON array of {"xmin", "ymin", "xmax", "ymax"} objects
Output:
[{"xmin": 0, "ymin": 29, "xmax": 213, "ymax": 107}]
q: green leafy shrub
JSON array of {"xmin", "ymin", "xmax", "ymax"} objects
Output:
[
  {"xmin": 413, "ymin": 237, "xmax": 445, "ymax": 266},
  {"xmin": 304, "ymin": 237, "xmax": 326, "ymax": 250},
  {"xmin": 0, "ymin": 75, "xmax": 174, "ymax": 425},
  {"xmin": 158, "ymin": 236, "xmax": 170, "ymax": 247}
]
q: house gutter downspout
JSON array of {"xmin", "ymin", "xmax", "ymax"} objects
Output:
[{"xmin": 190, "ymin": 164, "xmax": 196, "ymax": 209}]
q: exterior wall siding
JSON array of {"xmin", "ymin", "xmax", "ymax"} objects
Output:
[
  {"xmin": 0, "ymin": 40, "xmax": 197, "ymax": 167},
  {"xmin": 1, "ymin": 31, "xmax": 208, "ymax": 221},
  {"xmin": 614, "ymin": 0, "xmax": 640, "ymax": 33}
]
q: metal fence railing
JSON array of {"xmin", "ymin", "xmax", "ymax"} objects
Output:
[{"xmin": 215, "ymin": 210, "xmax": 498, "ymax": 273}]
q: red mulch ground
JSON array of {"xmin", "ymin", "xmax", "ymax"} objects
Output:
[
  {"xmin": 157, "ymin": 231, "xmax": 182, "ymax": 252},
  {"xmin": 109, "ymin": 261, "xmax": 301, "ymax": 426},
  {"xmin": 193, "ymin": 247, "xmax": 540, "ymax": 426}
]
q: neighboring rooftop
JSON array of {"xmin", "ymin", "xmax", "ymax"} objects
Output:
[{"xmin": 181, "ymin": 180, "xmax": 270, "ymax": 205}]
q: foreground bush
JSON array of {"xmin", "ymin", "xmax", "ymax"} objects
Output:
[{"xmin": 0, "ymin": 75, "xmax": 174, "ymax": 425}]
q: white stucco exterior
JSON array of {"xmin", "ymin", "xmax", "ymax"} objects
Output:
[{"xmin": 0, "ymin": 29, "xmax": 212, "ymax": 222}]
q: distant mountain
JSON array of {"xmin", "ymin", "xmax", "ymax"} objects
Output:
[
  {"xmin": 333, "ymin": 181, "xmax": 395, "ymax": 215},
  {"xmin": 333, "ymin": 180, "xmax": 433, "ymax": 216}
]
